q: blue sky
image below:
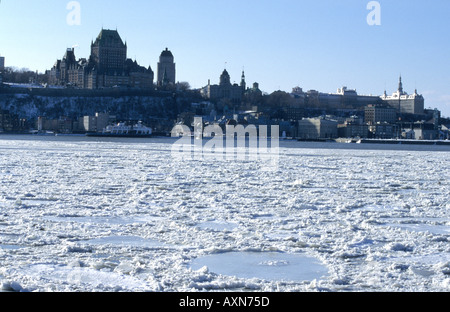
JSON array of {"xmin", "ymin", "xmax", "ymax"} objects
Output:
[{"xmin": 1, "ymin": 0, "xmax": 449, "ymax": 116}]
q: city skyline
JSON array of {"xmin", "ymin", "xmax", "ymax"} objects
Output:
[{"xmin": 0, "ymin": 0, "xmax": 449, "ymax": 116}]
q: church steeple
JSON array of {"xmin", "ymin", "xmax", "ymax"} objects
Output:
[
  {"xmin": 398, "ymin": 75, "xmax": 404, "ymax": 94},
  {"xmin": 240, "ymin": 70, "xmax": 246, "ymax": 90}
]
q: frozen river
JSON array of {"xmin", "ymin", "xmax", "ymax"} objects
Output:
[{"xmin": 0, "ymin": 135, "xmax": 448, "ymax": 292}]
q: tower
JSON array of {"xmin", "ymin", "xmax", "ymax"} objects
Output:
[
  {"xmin": 90, "ymin": 29, "xmax": 127, "ymax": 75},
  {"xmin": 219, "ymin": 69, "xmax": 231, "ymax": 86},
  {"xmin": 240, "ymin": 70, "xmax": 246, "ymax": 91},
  {"xmin": 157, "ymin": 48, "xmax": 176, "ymax": 87},
  {"xmin": 60, "ymin": 48, "xmax": 77, "ymax": 83},
  {"xmin": 88, "ymin": 29, "xmax": 128, "ymax": 88},
  {"xmin": 398, "ymin": 75, "xmax": 404, "ymax": 94}
]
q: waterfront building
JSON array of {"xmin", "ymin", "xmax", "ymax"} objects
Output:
[
  {"xmin": 0, "ymin": 110, "xmax": 16, "ymax": 132},
  {"xmin": 297, "ymin": 118, "xmax": 338, "ymax": 139},
  {"xmin": 81, "ymin": 115, "xmax": 98, "ymax": 132},
  {"xmin": 399, "ymin": 121, "xmax": 438, "ymax": 140},
  {"xmin": 95, "ymin": 112, "xmax": 111, "ymax": 132},
  {"xmin": 338, "ymin": 121, "xmax": 369, "ymax": 138},
  {"xmin": 380, "ymin": 76, "xmax": 424, "ymax": 115},
  {"xmin": 157, "ymin": 48, "xmax": 176, "ymax": 87},
  {"xmin": 1, "ymin": 110, "xmax": 27, "ymax": 132},
  {"xmin": 423, "ymin": 108, "xmax": 441, "ymax": 131},
  {"xmin": 368, "ymin": 122, "xmax": 399, "ymax": 139},
  {"xmin": 37, "ymin": 116, "xmax": 74, "ymax": 134},
  {"xmin": 440, "ymin": 125, "xmax": 450, "ymax": 140},
  {"xmin": 365, "ymin": 105, "xmax": 397, "ymax": 124},
  {"xmin": 76, "ymin": 112, "xmax": 114, "ymax": 133}
]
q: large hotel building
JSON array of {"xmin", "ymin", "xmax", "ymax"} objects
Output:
[{"xmin": 49, "ymin": 29, "xmax": 175, "ymax": 90}]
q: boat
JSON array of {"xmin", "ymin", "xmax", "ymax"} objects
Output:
[{"xmin": 86, "ymin": 121, "xmax": 153, "ymax": 138}]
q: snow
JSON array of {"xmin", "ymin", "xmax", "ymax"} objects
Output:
[{"xmin": 0, "ymin": 135, "xmax": 448, "ymax": 292}]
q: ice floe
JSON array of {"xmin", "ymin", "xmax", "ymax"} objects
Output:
[{"xmin": 0, "ymin": 136, "xmax": 448, "ymax": 292}]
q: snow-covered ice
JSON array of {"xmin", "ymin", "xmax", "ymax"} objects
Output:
[{"xmin": 0, "ymin": 136, "xmax": 448, "ymax": 292}]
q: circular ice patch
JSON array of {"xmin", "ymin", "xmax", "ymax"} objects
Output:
[{"xmin": 190, "ymin": 251, "xmax": 328, "ymax": 282}]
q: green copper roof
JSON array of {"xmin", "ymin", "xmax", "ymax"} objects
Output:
[{"xmin": 94, "ymin": 29, "xmax": 125, "ymax": 46}]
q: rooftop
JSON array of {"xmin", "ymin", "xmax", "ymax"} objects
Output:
[
  {"xmin": 93, "ymin": 29, "xmax": 125, "ymax": 47},
  {"xmin": 160, "ymin": 48, "xmax": 173, "ymax": 58}
]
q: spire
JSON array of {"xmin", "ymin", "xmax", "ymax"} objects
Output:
[
  {"xmin": 398, "ymin": 75, "xmax": 403, "ymax": 94},
  {"xmin": 240, "ymin": 69, "xmax": 246, "ymax": 90}
]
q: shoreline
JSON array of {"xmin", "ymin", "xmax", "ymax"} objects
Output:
[
  {"xmin": 336, "ymin": 138, "xmax": 450, "ymax": 146},
  {"xmin": 1, "ymin": 132, "xmax": 449, "ymax": 146},
  {"xmin": 0, "ymin": 133, "xmax": 449, "ymax": 152}
]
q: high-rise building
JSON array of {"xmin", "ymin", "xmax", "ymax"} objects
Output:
[
  {"xmin": 90, "ymin": 29, "xmax": 127, "ymax": 75},
  {"xmin": 90, "ymin": 29, "xmax": 129, "ymax": 88},
  {"xmin": 157, "ymin": 48, "xmax": 176, "ymax": 87}
]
